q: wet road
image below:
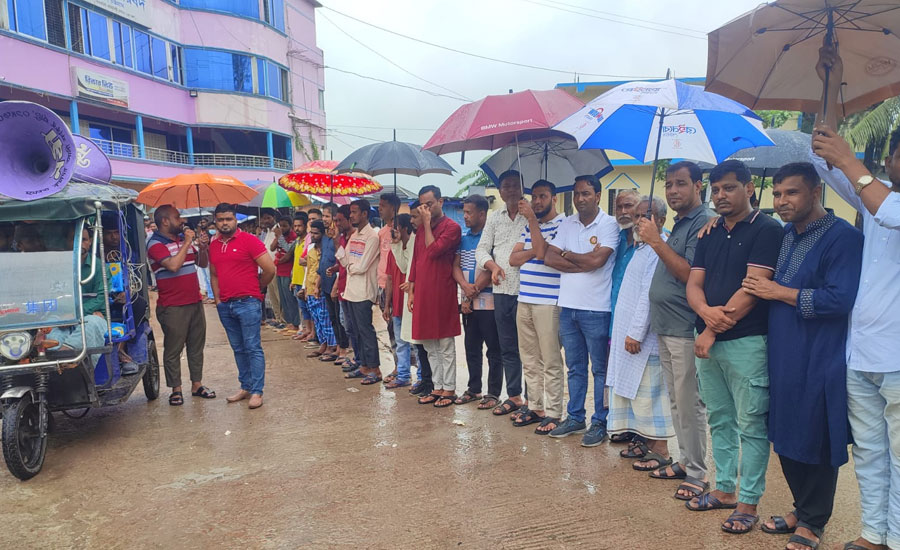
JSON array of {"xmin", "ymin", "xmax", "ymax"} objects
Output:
[{"xmin": 0, "ymin": 302, "xmax": 863, "ymax": 549}]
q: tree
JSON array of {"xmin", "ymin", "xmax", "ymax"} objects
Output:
[
  {"xmin": 840, "ymin": 97, "xmax": 900, "ymax": 173},
  {"xmin": 455, "ymin": 156, "xmax": 492, "ymax": 197},
  {"xmin": 755, "ymin": 109, "xmax": 795, "ymax": 129}
]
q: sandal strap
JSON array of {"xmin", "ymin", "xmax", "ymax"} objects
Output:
[{"xmin": 787, "ymin": 534, "xmax": 819, "ymax": 549}]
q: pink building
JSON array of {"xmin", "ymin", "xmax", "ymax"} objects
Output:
[{"xmin": 0, "ymin": 0, "xmax": 326, "ymax": 190}]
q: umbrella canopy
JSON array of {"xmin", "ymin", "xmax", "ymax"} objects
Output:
[
  {"xmin": 336, "ymin": 141, "xmax": 454, "ymax": 177},
  {"xmin": 423, "ymin": 89, "xmax": 585, "ymax": 155},
  {"xmin": 697, "ymin": 128, "xmax": 812, "ymax": 175},
  {"xmin": 279, "ymin": 160, "xmax": 382, "ymax": 197},
  {"xmin": 480, "ymin": 138, "xmax": 613, "ymax": 192},
  {"xmin": 136, "ymin": 173, "xmax": 257, "ymax": 209},
  {"xmin": 244, "ymin": 180, "xmax": 311, "ymax": 208},
  {"xmin": 706, "ymin": 0, "xmax": 900, "ymax": 116},
  {"xmin": 554, "ymin": 79, "xmax": 774, "ymax": 164}
]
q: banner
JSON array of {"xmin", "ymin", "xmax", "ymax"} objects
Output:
[
  {"xmin": 82, "ymin": 0, "xmax": 151, "ymax": 28},
  {"xmin": 72, "ymin": 68, "xmax": 129, "ymax": 108}
]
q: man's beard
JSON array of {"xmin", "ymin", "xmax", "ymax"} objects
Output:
[
  {"xmin": 617, "ymin": 220, "xmax": 634, "ymax": 230},
  {"xmin": 534, "ymin": 206, "xmax": 551, "ymax": 219}
]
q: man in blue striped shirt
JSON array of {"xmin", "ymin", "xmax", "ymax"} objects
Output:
[{"xmin": 508, "ymin": 180, "xmax": 566, "ymax": 434}]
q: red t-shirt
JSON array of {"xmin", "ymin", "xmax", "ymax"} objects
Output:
[
  {"xmin": 274, "ymin": 230, "xmax": 297, "ymax": 278},
  {"xmin": 386, "ymin": 250, "xmax": 406, "ymax": 315},
  {"xmin": 146, "ymin": 232, "xmax": 202, "ymax": 307},
  {"xmin": 208, "ymin": 229, "xmax": 267, "ymax": 302}
]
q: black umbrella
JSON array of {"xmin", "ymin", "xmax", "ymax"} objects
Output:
[
  {"xmin": 698, "ymin": 129, "xmax": 811, "ymax": 176},
  {"xmin": 335, "ymin": 131, "xmax": 455, "ymax": 192}
]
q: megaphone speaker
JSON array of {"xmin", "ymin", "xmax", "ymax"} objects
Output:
[{"xmin": 0, "ymin": 101, "xmax": 77, "ymax": 201}]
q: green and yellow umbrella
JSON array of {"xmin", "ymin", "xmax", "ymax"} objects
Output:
[{"xmin": 244, "ymin": 180, "xmax": 310, "ymax": 208}]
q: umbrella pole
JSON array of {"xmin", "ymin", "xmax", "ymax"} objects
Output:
[
  {"xmin": 393, "ymin": 129, "xmax": 398, "ymax": 194},
  {"xmin": 515, "ymin": 133, "xmax": 524, "ymax": 196},
  {"xmin": 820, "ymin": 10, "xmax": 836, "ymax": 124},
  {"xmin": 330, "ymin": 173, "xmax": 334, "ymax": 203},
  {"xmin": 647, "ymin": 108, "xmax": 666, "ymax": 217}
]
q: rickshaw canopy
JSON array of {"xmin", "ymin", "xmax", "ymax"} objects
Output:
[{"xmin": 0, "ymin": 182, "xmax": 138, "ymax": 222}]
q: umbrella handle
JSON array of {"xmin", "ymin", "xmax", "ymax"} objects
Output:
[{"xmin": 647, "ymin": 109, "xmax": 666, "ymax": 216}]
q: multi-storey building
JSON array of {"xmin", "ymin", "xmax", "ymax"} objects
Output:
[{"xmin": 0, "ymin": 0, "xmax": 326, "ymax": 189}]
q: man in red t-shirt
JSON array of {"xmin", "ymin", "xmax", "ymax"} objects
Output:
[
  {"xmin": 208, "ymin": 203, "xmax": 276, "ymax": 410},
  {"xmin": 147, "ymin": 204, "xmax": 214, "ymax": 406}
]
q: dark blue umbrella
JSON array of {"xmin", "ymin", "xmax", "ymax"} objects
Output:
[{"xmin": 335, "ymin": 133, "xmax": 454, "ymax": 192}]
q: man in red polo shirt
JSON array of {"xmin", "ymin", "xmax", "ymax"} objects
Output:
[
  {"xmin": 208, "ymin": 203, "xmax": 276, "ymax": 410},
  {"xmin": 147, "ymin": 204, "xmax": 214, "ymax": 406}
]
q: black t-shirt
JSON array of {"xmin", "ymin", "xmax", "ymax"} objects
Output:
[{"xmin": 691, "ymin": 210, "xmax": 784, "ymax": 341}]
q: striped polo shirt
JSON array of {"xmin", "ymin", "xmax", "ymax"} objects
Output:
[
  {"xmin": 517, "ymin": 214, "xmax": 564, "ymax": 305},
  {"xmin": 147, "ymin": 232, "xmax": 202, "ymax": 307},
  {"xmin": 459, "ymin": 230, "xmax": 493, "ymax": 310}
]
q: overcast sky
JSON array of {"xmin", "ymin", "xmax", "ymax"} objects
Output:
[{"xmin": 315, "ymin": 0, "xmax": 763, "ymax": 196}]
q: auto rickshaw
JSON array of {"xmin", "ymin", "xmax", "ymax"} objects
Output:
[{"xmin": 0, "ymin": 102, "xmax": 159, "ymax": 480}]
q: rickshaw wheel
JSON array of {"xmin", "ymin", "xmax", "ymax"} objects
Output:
[
  {"xmin": 2, "ymin": 395, "xmax": 48, "ymax": 481},
  {"xmin": 142, "ymin": 336, "xmax": 160, "ymax": 401}
]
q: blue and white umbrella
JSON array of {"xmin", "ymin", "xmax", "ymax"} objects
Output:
[{"xmin": 554, "ymin": 79, "xmax": 774, "ymax": 168}]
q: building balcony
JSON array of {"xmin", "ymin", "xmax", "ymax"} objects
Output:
[{"xmin": 90, "ymin": 138, "xmax": 293, "ymax": 171}]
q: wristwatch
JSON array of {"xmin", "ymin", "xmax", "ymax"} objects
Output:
[{"xmin": 855, "ymin": 174, "xmax": 875, "ymax": 195}]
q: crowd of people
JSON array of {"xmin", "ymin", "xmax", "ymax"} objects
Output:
[{"xmin": 139, "ymin": 51, "xmax": 898, "ymax": 550}]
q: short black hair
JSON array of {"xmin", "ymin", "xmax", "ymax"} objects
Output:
[
  {"xmin": 498, "ymin": 170, "xmax": 523, "ymax": 185},
  {"xmin": 336, "ymin": 204, "xmax": 351, "ymax": 219},
  {"xmin": 351, "ymin": 199, "xmax": 371, "ymax": 217},
  {"xmin": 380, "ymin": 193, "xmax": 401, "ymax": 212},
  {"xmin": 395, "ymin": 213, "xmax": 413, "ymax": 234},
  {"xmin": 890, "ymin": 126, "xmax": 900, "ymax": 156},
  {"xmin": 293, "ymin": 211, "xmax": 309, "ymax": 223},
  {"xmin": 773, "ymin": 162, "xmax": 821, "ymax": 189},
  {"xmin": 322, "ymin": 202, "xmax": 338, "ymax": 217},
  {"xmin": 277, "ymin": 215, "xmax": 293, "ymax": 225},
  {"xmin": 463, "ymin": 194, "xmax": 489, "ymax": 212},
  {"xmin": 308, "ymin": 208, "xmax": 322, "ymax": 217},
  {"xmin": 667, "ymin": 160, "xmax": 703, "ymax": 183},
  {"xmin": 710, "ymin": 159, "xmax": 752, "ymax": 185},
  {"xmin": 259, "ymin": 208, "xmax": 276, "ymax": 219},
  {"xmin": 418, "ymin": 185, "xmax": 441, "ymax": 199},
  {"xmin": 309, "ymin": 220, "xmax": 326, "ymax": 233},
  {"xmin": 531, "ymin": 179, "xmax": 556, "ymax": 195},
  {"xmin": 214, "ymin": 203, "xmax": 237, "ymax": 216},
  {"xmin": 410, "ymin": 200, "xmax": 421, "ymax": 209},
  {"xmin": 574, "ymin": 174, "xmax": 601, "ymax": 193}
]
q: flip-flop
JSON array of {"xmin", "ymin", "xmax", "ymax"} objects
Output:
[
  {"xmin": 633, "ymin": 451, "xmax": 673, "ymax": 471},
  {"xmin": 685, "ymin": 492, "xmax": 738, "ymax": 512},
  {"xmin": 513, "ymin": 409, "xmax": 545, "ymax": 427},
  {"xmin": 761, "ymin": 510, "xmax": 798, "ymax": 535},
  {"xmin": 306, "ymin": 351, "xmax": 324, "ymax": 358},
  {"xmin": 344, "ymin": 369, "xmax": 365, "ymax": 379},
  {"xmin": 418, "ymin": 393, "xmax": 441, "ymax": 405},
  {"xmin": 534, "ymin": 416, "xmax": 559, "ymax": 435},
  {"xmin": 454, "ymin": 390, "xmax": 481, "ymax": 405},
  {"xmin": 434, "ymin": 394, "xmax": 456, "ymax": 408},
  {"xmin": 318, "ymin": 354, "xmax": 338, "ymax": 362},
  {"xmin": 721, "ymin": 511, "xmax": 758, "ymax": 535},
  {"xmin": 361, "ymin": 374, "xmax": 382, "ymax": 385},
  {"xmin": 168, "ymin": 391, "xmax": 183, "ymax": 406},
  {"xmin": 385, "ymin": 379, "xmax": 410, "ymax": 389},
  {"xmin": 673, "ymin": 479, "xmax": 709, "ymax": 501},
  {"xmin": 650, "ymin": 462, "xmax": 687, "ymax": 480}
]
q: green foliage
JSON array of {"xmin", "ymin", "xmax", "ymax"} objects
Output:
[
  {"xmin": 293, "ymin": 127, "xmax": 321, "ymax": 162},
  {"xmin": 755, "ymin": 110, "xmax": 795, "ymax": 129},
  {"xmin": 455, "ymin": 156, "xmax": 492, "ymax": 197},
  {"xmin": 840, "ymin": 98, "xmax": 900, "ymax": 170},
  {"xmin": 653, "ymin": 159, "xmax": 671, "ymax": 184}
]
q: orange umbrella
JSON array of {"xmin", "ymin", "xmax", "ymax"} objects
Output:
[
  {"xmin": 136, "ymin": 173, "xmax": 257, "ymax": 209},
  {"xmin": 278, "ymin": 160, "xmax": 382, "ymax": 198}
]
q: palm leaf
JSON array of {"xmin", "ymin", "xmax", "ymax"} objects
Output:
[{"xmin": 841, "ymin": 97, "xmax": 900, "ymax": 151}]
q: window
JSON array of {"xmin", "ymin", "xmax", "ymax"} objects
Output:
[
  {"xmin": 318, "ymin": 89, "xmax": 325, "ymax": 111},
  {"xmin": 45, "ymin": 0, "xmax": 66, "ymax": 47},
  {"xmin": 266, "ymin": 62, "xmax": 281, "ymax": 101},
  {"xmin": 134, "ymin": 30, "xmax": 152, "ymax": 75},
  {"xmin": 171, "ymin": 44, "xmax": 183, "ymax": 85},
  {"xmin": 113, "ymin": 21, "xmax": 133, "ymax": 68},
  {"xmin": 184, "ymin": 48, "xmax": 251, "ymax": 93},
  {"xmin": 271, "ymin": 0, "xmax": 284, "ymax": 31},
  {"xmin": 179, "ymin": 0, "xmax": 259, "ymax": 19},
  {"xmin": 88, "ymin": 123, "xmax": 133, "ymax": 157},
  {"xmin": 8, "ymin": 0, "xmax": 47, "ymax": 40},
  {"xmin": 68, "ymin": 3, "xmax": 83, "ymax": 53},
  {"xmin": 86, "ymin": 10, "xmax": 110, "ymax": 61},
  {"xmin": 151, "ymin": 36, "xmax": 168, "ymax": 79},
  {"xmin": 256, "ymin": 58, "xmax": 266, "ymax": 96}
]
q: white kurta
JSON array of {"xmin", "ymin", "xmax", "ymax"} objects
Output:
[
  {"xmin": 606, "ymin": 238, "xmax": 662, "ymax": 400},
  {"xmin": 395, "ymin": 234, "xmax": 421, "ymax": 345}
]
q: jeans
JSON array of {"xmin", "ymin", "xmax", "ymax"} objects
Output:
[
  {"xmin": 216, "ymin": 298, "xmax": 265, "ymax": 395},
  {"xmin": 348, "ymin": 300, "xmax": 379, "ymax": 368},
  {"xmin": 847, "ymin": 369, "xmax": 900, "ymax": 549},
  {"xmin": 325, "ymin": 294, "xmax": 348, "ymax": 348},
  {"xmin": 462, "ymin": 309, "xmax": 502, "ymax": 396},
  {"xmin": 341, "ymin": 300, "xmax": 361, "ymax": 360},
  {"xmin": 392, "ymin": 316, "xmax": 411, "ymax": 382},
  {"xmin": 559, "ymin": 307, "xmax": 610, "ymax": 426},
  {"xmin": 416, "ymin": 344, "xmax": 432, "ymax": 388},
  {"xmin": 493, "ymin": 293, "xmax": 523, "ymax": 398}
]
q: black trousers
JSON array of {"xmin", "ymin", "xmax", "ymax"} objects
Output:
[
  {"xmin": 463, "ymin": 310, "xmax": 503, "ymax": 396},
  {"xmin": 779, "ymin": 454, "xmax": 840, "ymax": 530},
  {"xmin": 416, "ymin": 343, "xmax": 432, "ymax": 388},
  {"xmin": 324, "ymin": 294, "xmax": 348, "ymax": 349},
  {"xmin": 347, "ymin": 300, "xmax": 379, "ymax": 368},
  {"xmin": 493, "ymin": 293, "xmax": 523, "ymax": 398}
]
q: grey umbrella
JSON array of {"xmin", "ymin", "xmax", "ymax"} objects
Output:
[
  {"xmin": 698, "ymin": 129, "xmax": 812, "ymax": 176},
  {"xmin": 335, "ymin": 133, "xmax": 455, "ymax": 192}
]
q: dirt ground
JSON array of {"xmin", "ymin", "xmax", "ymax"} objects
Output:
[{"xmin": 0, "ymin": 301, "xmax": 864, "ymax": 549}]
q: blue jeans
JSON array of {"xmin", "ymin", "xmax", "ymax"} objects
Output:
[
  {"xmin": 559, "ymin": 307, "xmax": 610, "ymax": 426},
  {"xmin": 847, "ymin": 369, "xmax": 900, "ymax": 549},
  {"xmin": 216, "ymin": 298, "xmax": 266, "ymax": 395},
  {"xmin": 392, "ymin": 316, "xmax": 411, "ymax": 383}
]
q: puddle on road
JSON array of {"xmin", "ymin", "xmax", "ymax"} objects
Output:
[{"xmin": 153, "ymin": 467, "xmax": 243, "ymax": 490}]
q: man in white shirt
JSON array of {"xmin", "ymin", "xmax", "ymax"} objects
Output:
[
  {"xmin": 544, "ymin": 175, "xmax": 620, "ymax": 447},
  {"xmin": 813, "ymin": 44, "xmax": 900, "ymax": 550}
]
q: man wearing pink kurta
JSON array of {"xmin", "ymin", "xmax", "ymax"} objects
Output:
[{"xmin": 408, "ymin": 185, "xmax": 462, "ymax": 408}]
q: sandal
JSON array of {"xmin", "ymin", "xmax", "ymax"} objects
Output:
[
  {"xmin": 306, "ymin": 351, "xmax": 324, "ymax": 358},
  {"xmin": 513, "ymin": 409, "xmax": 544, "ymax": 427},
  {"xmin": 633, "ymin": 452, "xmax": 673, "ymax": 471},
  {"xmin": 510, "ymin": 407, "xmax": 530, "ymax": 422},
  {"xmin": 418, "ymin": 392, "xmax": 441, "ymax": 405},
  {"xmin": 721, "ymin": 511, "xmax": 759, "ymax": 534},
  {"xmin": 786, "ymin": 529, "xmax": 822, "ymax": 550},
  {"xmin": 344, "ymin": 369, "xmax": 365, "ymax": 379},
  {"xmin": 841, "ymin": 542, "xmax": 871, "ymax": 550},
  {"xmin": 318, "ymin": 354, "xmax": 338, "ymax": 362},
  {"xmin": 409, "ymin": 381, "xmax": 424, "ymax": 394},
  {"xmin": 383, "ymin": 372, "xmax": 398, "ymax": 384},
  {"xmin": 191, "ymin": 386, "xmax": 216, "ymax": 399},
  {"xmin": 534, "ymin": 416, "xmax": 559, "ymax": 435},
  {"xmin": 434, "ymin": 394, "xmax": 456, "ymax": 408},
  {"xmin": 341, "ymin": 364, "xmax": 359, "ymax": 373},
  {"xmin": 673, "ymin": 478, "xmax": 709, "ymax": 501},
  {"xmin": 385, "ymin": 379, "xmax": 410, "ymax": 389},
  {"xmin": 454, "ymin": 391, "xmax": 481, "ymax": 405},
  {"xmin": 478, "ymin": 395, "xmax": 499, "ymax": 410},
  {"xmin": 492, "ymin": 399, "xmax": 521, "ymax": 416},
  {"xmin": 609, "ymin": 431, "xmax": 637, "ymax": 444},
  {"xmin": 620, "ymin": 441, "xmax": 650, "ymax": 459},
  {"xmin": 761, "ymin": 510, "xmax": 798, "ymax": 535},
  {"xmin": 650, "ymin": 462, "xmax": 687, "ymax": 480},
  {"xmin": 361, "ymin": 374, "xmax": 383, "ymax": 385},
  {"xmin": 685, "ymin": 492, "xmax": 738, "ymax": 512},
  {"xmin": 168, "ymin": 391, "xmax": 183, "ymax": 406}
]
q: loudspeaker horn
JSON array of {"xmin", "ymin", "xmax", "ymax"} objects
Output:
[
  {"xmin": 72, "ymin": 135, "xmax": 112, "ymax": 185},
  {"xmin": 0, "ymin": 101, "xmax": 76, "ymax": 201}
]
